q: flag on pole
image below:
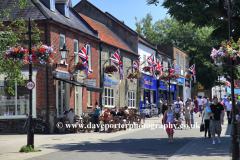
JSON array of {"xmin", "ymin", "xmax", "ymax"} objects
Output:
[
  {"xmin": 133, "ymin": 57, "xmax": 140, "ymax": 72},
  {"xmin": 189, "ymin": 64, "xmax": 196, "ymax": 83},
  {"xmin": 110, "ymin": 49, "xmax": 123, "ymax": 79},
  {"xmin": 78, "ymin": 44, "xmax": 90, "ymax": 78},
  {"xmin": 226, "ymin": 81, "xmax": 231, "ymax": 88},
  {"xmin": 156, "ymin": 58, "xmax": 163, "ymax": 75}
]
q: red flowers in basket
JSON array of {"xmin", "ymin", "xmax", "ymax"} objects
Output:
[
  {"xmin": 155, "ymin": 70, "xmax": 161, "ymax": 76},
  {"xmin": 104, "ymin": 65, "xmax": 118, "ymax": 74},
  {"xmin": 75, "ymin": 62, "xmax": 85, "ymax": 71},
  {"xmin": 171, "ymin": 73, "xmax": 180, "ymax": 79},
  {"xmin": 186, "ymin": 73, "xmax": 192, "ymax": 79},
  {"xmin": 142, "ymin": 66, "xmax": 151, "ymax": 73},
  {"xmin": 127, "ymin": 72, "xmax": 139, "ymax": 79}
]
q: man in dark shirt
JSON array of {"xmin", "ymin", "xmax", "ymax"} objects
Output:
[{"xmin": 209, "ymin": 97, "xmax": 224, "ymax": 145}]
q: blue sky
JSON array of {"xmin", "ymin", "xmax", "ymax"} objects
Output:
[{"xmin": 72, "ymin": 0, "xmax": 169, "ymax": 31}]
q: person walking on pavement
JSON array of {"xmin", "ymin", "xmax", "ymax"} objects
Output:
[
  {"xmin": 193, "ymin": 96, "xmax": 199, "ymax": 115},
  {"xmin": 223, "ymin": 95, "xmax": 227, "ymax": 104},
  {"xmin": 93, "ymin": 102, "xmax": 100, "ymax": 132},
  {"xmin": 198, "ymin": 96, "xmax": 203, "ymax": 117},
  {"xmin": 202, "ymin": 98, "xmax": 211, "ymax": 138},
  {"xmin": 163, "ymin": 104, "xmax": 175, "ymax": 143},
  {"xmin": 161, "ymin": 100, "xmax": 168, "ymax": 124},
  {"xmin": 209, "ymin": 97, "xmax": 224, "ymax": 145},
  {"xmin": 173, "ymin": 97, "xmax": 183, "ymax": 129},
  {"xmin": 185, "ymin": 98, "xmax": 195, "ymax": 129},
  {"xmin": 224, "ymin": 97, "xmax": 232, "ymax": 124},
  {"xmin": 156, "ymin": 97, "xmax": 163, "ymax": 118},
  {"xmin": 219, "ymin": 98, "xmax": 224, "ymax": 124}
]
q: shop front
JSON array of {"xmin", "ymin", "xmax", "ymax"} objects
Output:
[
  {"xmin": 140, "ymin": 75, "xmax": 157, "ymax": 114},
  {"xmin": 185, "ymin": 79, "xmax": 191, "ymax": 101},
  {"xmin": 177, "ymin": 77, "xmax": 184, "ymax": 100},
  {"xmin": 158, "ymin": 81, "xmax": 176, "ymax": 103}
]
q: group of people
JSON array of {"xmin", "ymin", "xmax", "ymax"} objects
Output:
[{"xmin": 158, "ymin": 95, "xmax": 240, "ymax": 145}]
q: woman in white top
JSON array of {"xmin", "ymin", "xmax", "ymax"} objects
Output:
[{"xmin": 163, "ymin": 104, "xmax": 175, "ymax": 143}]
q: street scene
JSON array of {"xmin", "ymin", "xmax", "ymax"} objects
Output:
[{"xmin": 0, "ymin": 0, "xmax": 239, "ymax": 160}]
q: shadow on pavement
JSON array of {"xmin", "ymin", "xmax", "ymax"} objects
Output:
[{"xmin": 34, "ymin": 136, "xmax": 231, "ymax": 159}]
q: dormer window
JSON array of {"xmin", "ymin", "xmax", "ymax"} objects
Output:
[
  {"xmin": 65, "ymin": 5, "xmax": 69, "ymax": 17},
  {"xmin": 50, "ymin": 0, "xmax": 55, "ymax": 11}
]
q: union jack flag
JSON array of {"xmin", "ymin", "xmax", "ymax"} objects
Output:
[
  {"xmin": 226, "ymin": 81, "xmax": 231, "ymax": 88},
  {"xmin": 170, "ymin": 63, "xmax": 174, "ymax": 76},
  {"xmin": 78, "ymin": 44, "xmax": 90, "ymax": 78},
  {"xmin": 133, "ymin": 57, "xmax": 140, "ymax": 72},
  {"xmin": 147, "ymin": 53, "xmax": 154, "ymax": 66},
  {"xmin": 110, "ymin": 49, "xmax": 123, "ymax": 79},
  {"xmin": 210, "ymin": 48, "xmax": 217, "ymax": 58},
  {"xmin": 189, "ymin": 64, "xmax": 196, "ymax": 83},
  {"xmin": 156, "ymin": 58, "xmax": 163, "ymax": 75}
]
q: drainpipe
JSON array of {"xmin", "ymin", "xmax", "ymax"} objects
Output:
[
  {"xmin": 99, "ymin": 40, "xmax": 103, "ymax": 112},
  {"xmin": 44, "ymin": 20, "xmax": 49, "ymax": 125}
]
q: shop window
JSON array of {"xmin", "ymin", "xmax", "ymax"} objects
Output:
[
  {"xmin": 0, "ymin": 80, "xmax": 29, "ymax": 116},
  {"xmin": 87, "ymin": 91, "xmax": 92, "ymax": 107},
  {"xmin": 74, "ymin": 39, "xmax": 78, "ymax": 64},
  {"xmin": 128, "ymin": 91, "xmax": 136, "ymax": 108},
  {"xmin": 105, "ymin": 87, "xmax": 115, "ymax": 107}
]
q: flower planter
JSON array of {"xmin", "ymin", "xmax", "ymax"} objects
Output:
[{"xmin": 104, "ymin": 65, "xmax": 118, "ymax": 75}]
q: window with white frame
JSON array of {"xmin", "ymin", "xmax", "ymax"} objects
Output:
[
  {"xmin": 128, "ymin": 91, "xmax": 136, "ymax": 108},
  {"xmin": 60, "ymin": 34, "xmax": 66, "ymax": 63},
  {"xmin": 65, "ymin": 5, "xmax": 69, "ymax": 17},
  {"xmin": 0, "ymin": 80, "xmax": 29, "ymax": 116},
  {"xmin": 50, "ymin": 0, "xmax": 55, "ymax": 11},
  {"xmin": 180, "ymin": 56, "xmax": 183, "ymax": 75},
  {"xmin": 74, "ymin": 39, "xmax": 78, "ymax": 64},
  {"xmin": 87, "ymin": 44, "xmax": 91, "ymax": 70},
  {"xmin": 87, "ymin": 91, "xmax": 92, "ymax": 106},
  {"xmin": 185, "ymin": 58, "xmax": 188, "ymax": 75},
  {"xmin": 176, "ymin": 53, "xmax": 179, "ymax": 65},
  {"xmin": 104, "ymin": 87, "xmax": 115, "ymax": 107},
  {"xmin": 143, "ymin": 55, "xmax": 146, "ymax": 67}
]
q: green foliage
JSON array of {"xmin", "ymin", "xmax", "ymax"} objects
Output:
[
  {"xmin": 19, "ymin": 145, "xmax": 41, "ymax": 153},
  {"xmin": 0, "ymin": 0, "xmax": 42, "ymax": 95},
  {"xmin": 135, "ymin": 13, "xmax": 238, "ymax": 89}
]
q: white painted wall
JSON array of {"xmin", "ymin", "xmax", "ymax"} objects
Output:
[{"xmin": 138, "ymin": 43, "xmax": 156, "ymax": 76}]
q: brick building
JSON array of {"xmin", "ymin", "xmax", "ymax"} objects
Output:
[{"xmin": 0, "ymin": 0, "xmax": 102, "ymax": 133}]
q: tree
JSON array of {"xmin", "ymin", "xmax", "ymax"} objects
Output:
[
  {"xmin": 146, "ymin": 0, "xmax": 240, "ymax": 42},
  {"xmin": 135, "ymin": 13, "xmax": 239, "ymax": 89},
  {"xmin": 0, "ymin": 0, "xmax": 42, "ymax": 94}
]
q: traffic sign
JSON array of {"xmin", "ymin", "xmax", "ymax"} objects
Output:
[{"xmin": 26, "ymin": 81, "xmax": 35, "ymax": 90}]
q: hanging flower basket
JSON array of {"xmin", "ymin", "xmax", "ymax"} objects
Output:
[
  {"xmin": 104, "ymin": 65, "xmax": 118, "ymax": 74},
  {"xmin": 159, "ymin": 73, "xmax": 169, "ymax": 81},
  {"xmin": 142, "ymin": 66, "xmax": 151, "ymax": 73},
  {"xmin": 155, "ymin": 70, "xmax": 161, "ymax": 76},
  {"xmin": 171, "ymin": 73, "xmax": 180, "ymax": 79},
  {"xmin": 127, "ymin": 72, "xmax": 139, "ymax": 80},
  {"xmin": 186, "ymin": 73, "xmax": 192, "ymax": 79},
  {"xmin": 211, "ymin": 38, "xmax": 240, "ymax": 66},
  {"xmin": 4, "ymin": 46, "xmax": 28, "ymax": 63},
  {"xmin": 75, "ymin": 62, "xmax": 85, "ymax": 71},
  {"xmin": 31, "ymin": 44, "xmax": 54, "ymax": 64}
]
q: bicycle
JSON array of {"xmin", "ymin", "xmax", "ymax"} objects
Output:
[{"xmin": 17, "ymin": 115, "xmax": 50, "ymax": 134}]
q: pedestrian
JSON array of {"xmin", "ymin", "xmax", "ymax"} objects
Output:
[
  {"xmin": 209, "ymin": 97, "xmax": 224, "ymax": 144},
  {"xmin": 223, "ymin": 95, "xmax": 227, "ymax": 103},
  {"xmin": 202, "ymin": 98, "xmax": 211, "ymax": 138},
  {"xmin": 185, "ymin": 98, "xmax": 195, "ymax": 129},
  {"xmin": 161, "ymin": 100, "xmax": 168, "ymax": 124},
  {"xmin": 93, "ymin": 102, "xmax": 100, "ymax": 132},
  {"xmin": 224, "ymin": 97, "xmax": 232, "ymax": 124},
  {"xmin": 180, "ymin": 97, "xmax": 185, "ymax": 121},
  {"xmin": 203, "ymin": 96, "xmax": 208, "ymax": 105},
  {"xmin": 193, "ymin": 96, "xmax": 199, "ymax": 115},
  {"xmin": 219, "ymin": 98, "xmax": 224, "ymax": 124},
  {"xmin": 198, "ymin": 96, "xmax": 203, "ymax": 117},
  {"xmin": 173, "ymin": 97, "xmax": 183, "ymax": 129},
  {"xmin": 163, "ymin": 104, "xmax": 175, "ymax": 143},
  {"xmin": 156, "ymin": 97, "xmax": 163, "ymax": 118}
]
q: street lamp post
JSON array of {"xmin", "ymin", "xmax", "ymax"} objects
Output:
[
  {"xmin": 168, "ymin": 61, "xmax": 171, "ymax": 104},
  {"xmin": 228, "ymin": 0, "xmax": 239, "ymax": 159}
]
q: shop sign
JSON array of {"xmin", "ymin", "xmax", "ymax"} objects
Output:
[
  {"xmin": 104, "ymin": 75, "xmax": 118, "ymax": 86},
  {"xmin": 175, "ymin": 65, "xmax": 181, "ymax": 75},
  {"xmin": 159, "ymin": 82, "xmax": 176, "ymax": 91},
  {"xmin": 85, "ymin": 79, "xmax": 96, "ymax": 87},
  {"xmin": 178, "ymin": 77, "xmax": 184, "ymax": 84},
  {"xmin": 56, "ymin": 72, "xmax": 71, "ymax": 80},
  {"xmin": 235, "ymin": 89, "xmax": 240, "ymax": 94},
  {"xmin": 185, "ymin": 79, "xmax": 190, "ymax": 88},
  {"xmin": 142, "ymin": 75, "xmax": 157, "ymax": 90}
]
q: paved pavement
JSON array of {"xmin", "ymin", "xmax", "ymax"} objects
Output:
[{"xmin": 0, "ymin": 113, "xmax": 232, "ymax": 160}]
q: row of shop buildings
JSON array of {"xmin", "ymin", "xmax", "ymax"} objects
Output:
[{"xmin": 0, "ymin": 0, "xmax": 191, "ymax": 133}]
